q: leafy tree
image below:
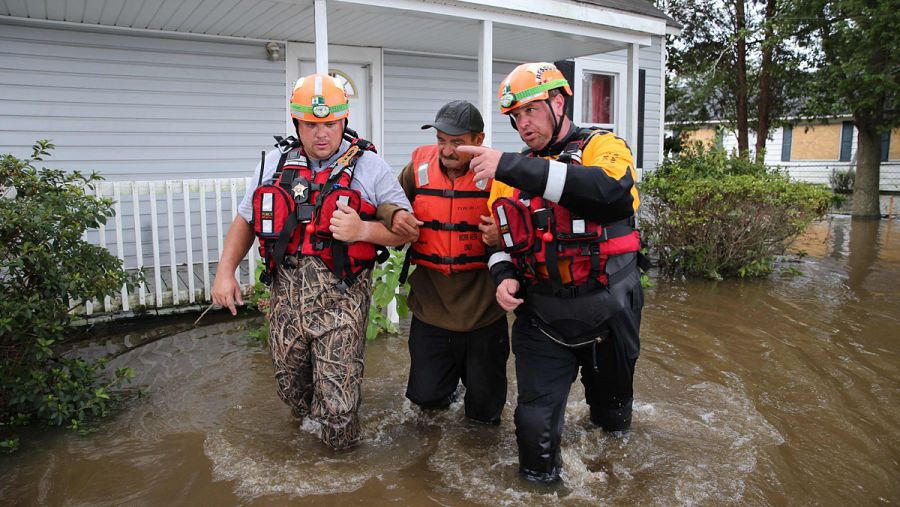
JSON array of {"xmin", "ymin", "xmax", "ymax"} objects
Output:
[
  {"xmin": 1, "ymin": 140, "xmax": 139, "ymax": 449},
  {"xmin": 786, "ymin": 0, "xmax": 900, "ymax": 217},
  {"xmin": 660, "ymin": 0, "xmax": 806, "ymax": 158}
]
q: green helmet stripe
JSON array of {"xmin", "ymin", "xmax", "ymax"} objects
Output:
[
  {"xmin": 513, "ymin": 79, "xmax": 569, "ymax": 103},
  {"xmin": 291, "ymin": 103, "xmax": 350, "ymax": 114}
]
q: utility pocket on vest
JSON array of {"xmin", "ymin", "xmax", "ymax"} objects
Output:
[
  {"xmin": 553, "ymin": 209, "xmax": 599, "ymax": 244},
  {"xmin": 314, "ymin": 187, "xmax": 362, "ymax": 240},
  {"xmin": 492, "ymin": 197, "xmax": 534, "ymax": 254},
  {"xmin": 252, "ymin": 184, "xmax": 295, "ymax": 239}
]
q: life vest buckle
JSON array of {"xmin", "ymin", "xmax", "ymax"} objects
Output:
[
  {"xmin": 533, "ymin": 207, "xmax": 552, "ymax": 230},
  {"xmin": 296, "ymin": 203, "xmax": 314, "ymax": 223}
]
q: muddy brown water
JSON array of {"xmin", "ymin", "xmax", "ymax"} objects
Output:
[{"xmin": 1, "ymin": 216, "xmax": 898, "ymax": 506}]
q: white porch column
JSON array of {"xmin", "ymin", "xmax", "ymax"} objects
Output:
[
  {"xmin": 314, "ymin": 0, "xmax": 329, "ymax": 74},
  {"xmin": 478, "ymin": 20, "xmax": 493, "ymax": 146},
  {"xmin": 626, "ymin": 43, "xmax": 639, "ymax": 159}
]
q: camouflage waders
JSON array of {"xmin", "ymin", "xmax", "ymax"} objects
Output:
[{"xmin": 268, "ymin": 255, "xmax": 372, "ymax": 449}]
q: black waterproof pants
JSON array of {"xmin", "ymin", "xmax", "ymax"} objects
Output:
[
  {"xmin": 512, "ymin": 280, "xmax": 643, "ymax": 482},
  {"xmin": 406, "ymin": 315, "xmax": 510, "ymax": 423}
]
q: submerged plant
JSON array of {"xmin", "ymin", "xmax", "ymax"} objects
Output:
[{"xmin": 366, "ymin": 249, "xmax": 410, "ymax": 340}]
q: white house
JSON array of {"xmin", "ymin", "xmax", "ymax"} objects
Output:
[
  {"xmin": 671, "ymin": 119, "xmax": 900, "ymax": 192},
  {"xmin": 0, "ymin": 0, "xmax": 679, "ymax": 316}
]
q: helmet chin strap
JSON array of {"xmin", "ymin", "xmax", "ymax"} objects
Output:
[{"xmin": 536, "ymin": 98, "xmax": 564, "ymax": 154}]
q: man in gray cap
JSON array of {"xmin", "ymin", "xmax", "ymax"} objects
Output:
[{"xmin": 379, "ymin": 100, "xmax": 510, "ymax": 423}]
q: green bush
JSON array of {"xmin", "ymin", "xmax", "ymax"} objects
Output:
[
  {"xmin": 1, "ymin": 140, "xmax": 139, "ymax": 444},
  {"xmin": 829, "ymin": 167, "xmax": 855, "ymax": 194},
  {"xmin": 640, "ymin": 143, "xmax": 832, "ymax": 279}
]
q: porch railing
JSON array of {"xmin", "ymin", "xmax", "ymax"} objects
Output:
[{"xmin": 79, "ymin": 177, "xmax": 256, "ymax": 317}]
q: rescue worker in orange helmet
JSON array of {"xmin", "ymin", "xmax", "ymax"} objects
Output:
[
  {"xmin": 379, "ymin": 100, "xmax": 510, "ymax": 423},
  {"xmin": 212, "ymin": 73, "xmax": 417, "ymax": 449},
  {"xmin": 459, "ymin": 63, "xmax": 648, "ymax": 483}
]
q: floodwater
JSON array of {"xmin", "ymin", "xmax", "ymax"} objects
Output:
[{"xmin": 1, "ymin": 216, "xmax": 898, "ymax": 506}]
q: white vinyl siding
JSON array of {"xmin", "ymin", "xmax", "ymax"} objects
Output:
[
  {"xmin": 641, "ymin": 36, "xmax": 664, "ymax": 172},
  {"xmin": 382, "ymin": 52, "xmax": 523, "ymax": 170},
  {"xmin": 0, "ymin": 21, "xmax": 285, "ymax": 181}
]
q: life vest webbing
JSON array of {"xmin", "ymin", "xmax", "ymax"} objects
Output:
[
  {"xmin": 420, "ymin": 220, "xmax": 480, "ymax": 232},
  {"xmin": 410, "ymin": 250, "xmax": 489, "ymax": 265},
  {"xmin": 413, "ymin": 188, "xmax": 490, "ymax": 199}
]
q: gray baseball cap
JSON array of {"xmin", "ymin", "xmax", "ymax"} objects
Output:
[{"xmin": 421, "ymin": 100, "xmax": 484, "ymax": 135}]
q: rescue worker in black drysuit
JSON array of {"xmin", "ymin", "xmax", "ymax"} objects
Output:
[{"xmin": 458, "ymin": 62, "xmax": 647, "ymax": 483}]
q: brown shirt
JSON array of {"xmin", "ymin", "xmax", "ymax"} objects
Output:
[{"xmin": 377, "ymin": 160, "xmax": 506, "ymax": 332}]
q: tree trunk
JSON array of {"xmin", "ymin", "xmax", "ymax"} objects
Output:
[
  {"xmin": 734, "ymin": 0, "xmax": 749, "ymax": 156},
  {"xmin": 755, "ymin": 0, "xmax": 777, "ymax": 162},
  {"xmin": 852, "ymin": 123, "xmax": 882, "ymax": 218}
]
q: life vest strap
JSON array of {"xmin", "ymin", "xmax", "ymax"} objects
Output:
[
  {"xmin": 274, "ymin": 135, "xmax": 300, "ymax": 153},
  {"xmin": 420, "ymin": 220, "xmax": 480, "ymax": 232},
  {"xmin": 414, "ymin": 188, "xmax": 490, "ymax": 199},
  {"xmin": 600, "ymin": 217, "xmax": 636, "ymax": 241},
  {"xmin": 410, "ymin": 250, "xmax": 489, "ymax": 265},
  {"xmin": 399, "ymin": 245, "xmax": 413, "ymax": 284},
  {"xmin": 528, "ymin": 254, "xmax": 636, "ymax": 299}
]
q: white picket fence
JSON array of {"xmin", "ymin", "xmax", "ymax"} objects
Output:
[{"xmin": 78, "ymin": 177, "xmax": 257, "ymax": 317}]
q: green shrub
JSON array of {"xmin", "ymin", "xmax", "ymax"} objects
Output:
[
  {"xmin": 1, "ymin": 140, "xmax": 139, "ymax": 441},
  {"xmin": 829, "ymin": 167, "xmax": 855, "ymax": 194},
  {"xmin": 640, "ymin": 143, "xmax": 831, "ymax": 279}
]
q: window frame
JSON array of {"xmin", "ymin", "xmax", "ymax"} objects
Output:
[{"xmin": 574, "ymin": 58, "xmax": 627, "ymax": 134}]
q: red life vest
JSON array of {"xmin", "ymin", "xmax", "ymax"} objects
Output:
[
  {"xmin": 408, "ymin": 145, "xmax": 491, "ymax": 276},
  {"xmin": 251, "ymin": 135, "xmax": 386, "ymax": 289},
  {"xmin": 491, "ymin": 128, "xmax": 641, "ymax": 295}
]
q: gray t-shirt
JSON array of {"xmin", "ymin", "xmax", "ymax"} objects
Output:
[{"xmin": 238, "ymin": 139, "xmax": 411, "ymax": 222}]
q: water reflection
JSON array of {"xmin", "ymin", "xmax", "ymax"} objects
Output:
[{"xmin": 1, "ymin": 217, "xmax": 898, "ymax": 505}]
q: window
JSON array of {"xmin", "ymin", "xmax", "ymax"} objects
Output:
[
  {"xmin": 574, "ymin": 59, "xmax": 625, "ymax": 135},
  {"xmin": 582, "ymin": 72, "xmax": 615, "ymax": 126},
  {"xmin": 881, "ymin": 131, "xmax": 890, "ymax": 162},
  {"xmin": 328, "ymin": 69, "xmax": 358, "ymax": 98},
  {"xmin": 791, "ymin": 124, "xmax": 841, "ymax": 160}
]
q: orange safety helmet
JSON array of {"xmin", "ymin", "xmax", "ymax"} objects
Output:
[
  {"xmin": 290, "ymin": 73, "xmax": 350, "ymax": 123},
  {"xmin": 497, "ymin": 62, "xmax": 572, "ymax": 115}
]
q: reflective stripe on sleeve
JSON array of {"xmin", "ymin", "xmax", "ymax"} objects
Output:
[
  {"xmin": 488, "ymin": 251, "xmax": 512, "ymax": 269},
  {"xmin": 544, "ymin": 160, "xmax": 567, "ymax": 202}
]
